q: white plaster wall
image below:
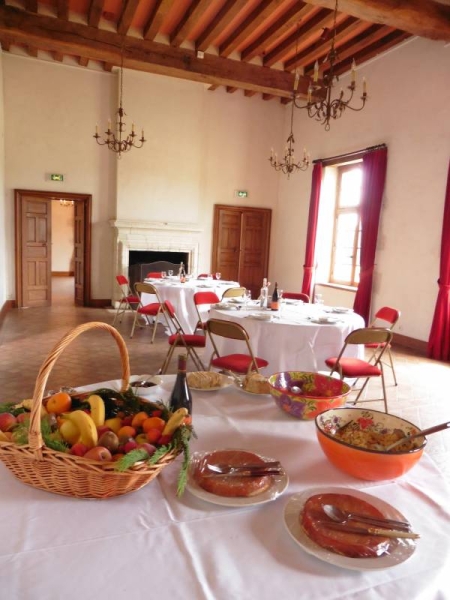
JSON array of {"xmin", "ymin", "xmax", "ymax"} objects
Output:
[
  {"xmin": 0, "ymin": 51, "xmax": 6, "ymax": 307},
  {"xmin": 51, "ymin": 201, "xmax": 74, "ymax": 271},
  {"xmin": 272, "ymin": 37, "xmax": 450, "ymax": 341},
  {"xmin": 3, "ymin": 55, "xmax": 117, "ymax": 301}
]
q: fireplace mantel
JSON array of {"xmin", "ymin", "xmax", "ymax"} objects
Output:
[{"xmin": 110, "ymin": 220, "xmax": 203, "ymax": 303}]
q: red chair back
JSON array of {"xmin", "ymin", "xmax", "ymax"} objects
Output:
[
  {"xmin": 194, "ymin": 291, "xmax": 220, "ymax": 305},
  {"xmin": 283, "ymin": 292, "xmax": 310, "ymax": 302},
  {"xmin": 147, "ymin": 272, "xmax": 163, "ymax": 278},
  {"xmin": 373, "ymin": 306, "xmax": 400, "ymax": 327},
  {"xmin": 116, "ymin": 274, "xmax": 128, "ymax": 286}
]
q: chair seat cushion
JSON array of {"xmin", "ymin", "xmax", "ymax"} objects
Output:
[
  {"xmin": 124, "ymin": 295, "xmax": 140, "ymax": 304},
  {"xmin": 169, "ymin": 334, "xmax": 206, "ymax": 348},
  {"xmin": 138, "ymin": 303, "xmax": 161, "ymax": 316},
  {"xmin": 325, "ymin": 357, "xmax": 382, "ymax": 377},
  {"xmin": 211, "ymin": 354, "xmax": 269, "ymax": 374}
]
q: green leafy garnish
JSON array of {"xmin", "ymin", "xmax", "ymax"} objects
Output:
[{"xmin": 12, "ymin": 417, "xmax": 69, "ymax": 453}]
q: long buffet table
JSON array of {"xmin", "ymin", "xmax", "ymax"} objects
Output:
[{"xmin": 1, "ymin": 376, "xmax": 449, "ymax": 599}]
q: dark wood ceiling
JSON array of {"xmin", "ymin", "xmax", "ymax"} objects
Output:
[{"xmin": 0, "ymin": 0, "xmax": 449, "ymax": 102}]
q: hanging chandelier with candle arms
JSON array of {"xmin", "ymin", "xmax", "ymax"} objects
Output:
[
  {"xmin": 269, "ymin": 90, "xmax": 310, "ymax": 178},
  {"xmin": 93, "ymin": 48, "xmax": 145, "ymax": 158},
  {"xmin": 293, "ymin": 0, "xmax": 368, "ymax": 131}
]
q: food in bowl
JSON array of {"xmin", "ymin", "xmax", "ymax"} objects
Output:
[
  {"xmin": 193, "ymin": 449, "xmax": 273, "ymax": 497},
  {"xmin": 315, "ymin": 408, "xmax": 426, "ymax": 480},
  {"xmin": 333, "ymin": 425, "xmax": 420, "ymax": 452},
  {"xmin": 243, "ymin": 373, "xmax": 270, "ymax": 394},
  {"xmin": 268, "ymin": 371, "xmax": 351, "ymax": 420},
  {"xmin": 301, "ymin": 492, "xmax": 394, "ymax": 558}
]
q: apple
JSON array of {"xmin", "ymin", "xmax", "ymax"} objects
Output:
[
  {"xmin": 123, "ymin": 439, "xmax": 138, "ymax": 453},
  {"xmin": 121, "ymin": 415, "xmax": 133, "ymax": 426},
  {"xmin": 16, "ymin": 413, "xmax": 30, "ymax": 424},
  {"xmin": 98, "ymin": 431, "xmax": 119, "ymax": 453},
  {"xmin": 84, "ymin": 446, "xmax": 112, "ymax": 461},
  {"xmin": 137, "ymin": 443, "xmax": 156, "ymax": 457},
  {"xmin": 157, "ymin": 434, "xmax": 173, "ymax": 446},
  {"xmin": 70, "ymin": 442, "xmax": 89, "ymax": 457},
  {"xmin": 0, "ymin": 413, "xmax": 17, "ymax": 432},
  {"xmin": 96, "ymin": 425, "xmax": 111, "ymax": 438}
]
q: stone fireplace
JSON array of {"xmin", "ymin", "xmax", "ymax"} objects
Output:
[{"xmin": 110, "ymin": 219, "xmax": 202, "ymax": 303}]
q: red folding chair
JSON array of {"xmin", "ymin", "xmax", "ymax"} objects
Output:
[
  {"xmin": 113, "ymin": 275, "xmax": 140, "ymax": 326},
  {"xmin": 206, "ymin": 318, "xmax": 269, "ymax": 375},
  {"xmin": 283, "ymin": 292, "xmax": 310, "ymax": 302},
  {"xmin": 325, "ymin": 327, "xmax": 394, "ymax": 412},
  {"xmin": 193, "ymin": 291, "xmax": 220, "ymax": 333},
  {"xmin": 366, "ymin": 306, "xmax": 401, "ymax": 385},
  {"xmin": 146, "ymin": 272, "xmax": 163, "ymax": 278},
  {"xmin": 159, "ymin": 300, "xmax": 206, "ymax": 374},
  {"xmin": 130, "ymin": 282, "xmax": 165, "ymax": 342}
]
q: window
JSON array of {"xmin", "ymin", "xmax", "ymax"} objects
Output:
[{"xmin": 329, "ymin": 164, "xmax": 362, "ymax": 286}]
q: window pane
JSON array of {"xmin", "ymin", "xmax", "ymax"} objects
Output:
[
  {"xmin": 339, "ymin": 168, "xmax": 362, "ymax": 208},
  {"xmin": 331, "ymin": 213, "xmax": 358, "ymax": 283}
]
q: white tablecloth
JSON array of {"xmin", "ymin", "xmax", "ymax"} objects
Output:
[
  {"xmin": 142, "ymin": 278, "xmax": 240, "ymax": 333},
  {"xmin": 205, "ymin": 303, "xmax": 365, "ymax": 374},
  {"xmin": 1, "ymin": 376, "xmax": 449, "ymax": 600}
]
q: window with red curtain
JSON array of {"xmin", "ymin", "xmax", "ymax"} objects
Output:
[
  {"xmin": 301, "ymin": 162, "xmax": 323, "ymax": 299},
  {"xmin": 428, "ymin": 160, "xmax": 450, "ymax": 361}
]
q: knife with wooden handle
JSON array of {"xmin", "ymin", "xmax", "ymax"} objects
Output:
[{"xmin": 319, "ymin": 521, "xmax": 420, "ymax": 539}]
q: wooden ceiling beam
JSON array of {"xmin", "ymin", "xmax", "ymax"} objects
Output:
[
  {"xmin": 78, "ymin": 55, "xmax": 89, "ymax": 67},
  {"xmin": 0, "ymin": 5, "xmax": 311, "ymax": 99},
  {"xmin": 117, "ymin": 0, "xmax": 140, "ymax": 36},
  {"xmin": 301, "ymin": 0, "xmax": 450, "ymax": 41},
  {"xmin": 143, "ymin": 0, "xmax": 175, "ymax": 41},
  {"xmin": 241, "ymin": 3, "xmax": 312, "ymax": 62},
  {"xmin": 53, "ymin": 50, "xmax": 63, "ymax": 61},
  {"xmin": 88, "ymin": 0, "xmax": 105, "ymax": 29},
  {"xmin": 25, "ymin": 0, "xmax": 37, "ymax": 13},
  {"xmin": 56, "ymin": 0, "xmax": 69, "ymax": 21},
  {"xmin": 170, "ymin": 0, "xmax": 212, "ymax": 47},
  {"xmin": 195, "ymin": 0, "xmax": 247, "ymax": 53},
  {"xmin": 219, "ymin": 0, "xmax": 286, "ymax": 58},
  {"xmin": 263, "ymin": 8, "xmax": 334, "ymax": 67}
]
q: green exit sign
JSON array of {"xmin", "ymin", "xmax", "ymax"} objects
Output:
[
  {"xmin": 51, "ymin": 174, "xmax": 64, "ymax": 181},
  {"xmin": 235, "ymin": 190, "xmax": 248, "ymax": 198}
]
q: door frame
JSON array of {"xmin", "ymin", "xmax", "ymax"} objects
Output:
[{"xmin": 14, "ymin": 189, "xmax": 92, "ymax": 307}]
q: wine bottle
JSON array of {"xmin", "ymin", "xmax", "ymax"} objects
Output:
[
  {"xmin": 169, "ymin": 354, "xmax": 192, "ymax": 415},
  {"xmin": 270, "ymin": 282, "xmax": 279, "ymax": 311},
  {"xmin": 179, "ymin": 262, "xmax": 186, "ymax": 283}
]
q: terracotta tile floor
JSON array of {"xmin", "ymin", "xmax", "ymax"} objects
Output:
[{"xmin": 1, "ymin": 277, "xmax": 449, "ymax": 484}]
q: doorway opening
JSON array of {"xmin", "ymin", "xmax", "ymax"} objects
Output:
[{"xmin": 14, "ymin": 190, "xmax": 92, "ymax": 308}]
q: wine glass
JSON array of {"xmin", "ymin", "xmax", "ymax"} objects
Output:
[
  {"xmin": 161, "ymin": 271, "xmax": 167, "ymax": 280},
  {"xmin": 278, "ymin": 289, "xmax": 284, "ymax": 316},
  {"xmin": 168, "ymin": 270, "xmax": 173, "ymax": 278},
  {"xmin": 215, "ymin": 272, "xmax": 221, "ymax": 281},
  {"xmin": 245, "ymin": 289, "xmax": 252, "ymax": 309}
]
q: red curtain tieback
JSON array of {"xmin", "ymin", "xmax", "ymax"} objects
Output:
[{"xmin": 303, "ymin": 266, "xmax": 315, "ymax": 272}]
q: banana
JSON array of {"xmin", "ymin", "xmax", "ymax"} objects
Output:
[
  {"xmin": 86, "ymin": 394, "xmax": 105, "ymax": 427},
  {"xmin": 162, "ymin": 408, "xmax": 189, "ymax": 436},
  {"xmin": 63, "ymin": 410, "xmax": 98, "ymax": 448}
]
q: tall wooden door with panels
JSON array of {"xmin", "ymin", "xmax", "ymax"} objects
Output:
[{"xmin": 211, "ymin": 205, "xmax": 271, "ymax": 299}]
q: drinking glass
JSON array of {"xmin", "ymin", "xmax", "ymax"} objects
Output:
[
  {"xmin": 245, "ymin": 289, "xmax": 252, "ymax": 309},
  {"xmin": 215, "ymin": 272, "xmax": 221, "ymax": 281},
  {"xmin": 314, "ymin": 293, "xmax": 324, "ymax": 305},
  {"xmin": 278, "ymin": 289, "xmax": 284, "ymax": 316},
  {"xmin": 161, "ymin": 271, "xmax": 167, "ymax": 280},
  {"xmin": 168, "ymin": 270, "xmax": 173, "ymax": 277}
]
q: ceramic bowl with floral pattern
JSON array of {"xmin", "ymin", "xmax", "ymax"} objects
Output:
[
  {"xmin": 268, "ymin": 371, "xmax": 352, "ymax": 420},
  {"xmin": 315, "ymin": 407, "xmax": 426, "ymax": 480}
]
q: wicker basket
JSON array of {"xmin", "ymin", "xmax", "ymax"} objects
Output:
[{"xmin": 0, "ymin": 321, "xmax": 179, "ymax": 499}]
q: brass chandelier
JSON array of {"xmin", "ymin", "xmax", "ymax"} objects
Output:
[
  {"xmin": 269, "ymin": 91, "xmax": 310, "ymax": 178},
  {"xmin": 293, "ymin": 0, "xmax": 368, "ymax": 131},
  {"xmin": 94, "ymin": 48, "xmax": 145, "ymax": 158}
]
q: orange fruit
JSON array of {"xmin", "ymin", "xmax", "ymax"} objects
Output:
[
  {"xmin": 117, "ymin": 425, "xmax": 137, "ymax": 439},
  {"xmin": 131, "ymin": 411, "xmax": 149, "ymax": 429},
  {"xmin": 146, "ymin": 428, "xmax": 162, "ymax": 444},
  {"xmin": 46, "ymin": 391, "xmax": 72, "ymax": 415},
  {"xmin": 142, "ymin": 417, "xmax": 166, "ymax": 433}
]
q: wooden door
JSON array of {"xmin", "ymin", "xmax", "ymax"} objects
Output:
[
  {"xmin": 15, "ymin": 194, "xmax": 52, "ymax": 307},
  {"xmin": 74, "ymin": 200, "xmax": 85, "ymax": 305},
  {"xmin": 15, "ymin": 190, "xmax": 92, "ymax": 308},
  {"xmin": 212, "ymin": 205, "xmax": 271, "ymax": 299}
]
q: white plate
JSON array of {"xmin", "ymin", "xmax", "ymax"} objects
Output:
[
  {"xmin": 188, "ymin": 373, "xmax": 234, "ymax": 392},
  {"xmin": 214, "ymin": 303, "xmax": 239, "ymax": 310},
  {"xmin": 238, "ymin": 385, "xmax": 271, "ymax": 397},
  {"xmin": 284, "ymin": 486, "xmax": 416, "ymax": 571},
  {"xmin": 331, "ymin": 307, "xmax": 353, "ymax": 313},
  {"xmin": 309, "ymin": 317, "xmax": 339, "ymax": 324},
  {"xmin": 186, "ymin": 452, "xmax": 289, "ymax": 507},
  {"xmin": 246, "ymin": 312, "xmax": 272, "ymax": 321}
]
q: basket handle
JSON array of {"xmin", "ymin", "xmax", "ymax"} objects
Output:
[{"xmin": 28, "ymin": 322, "xmax": 131, "ymax": 455}]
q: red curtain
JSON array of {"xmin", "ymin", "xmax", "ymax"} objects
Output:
[
  {"xmin": 428, "ymin": 161, "xmax": 450, "ymax": 361},
  {"xmin": 353, "ymin": 147, "xmax": 388, "ymax": 324},
  {"xmin": 302, "ymin": 162, "xmax": 323, "ymax": 298}
]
